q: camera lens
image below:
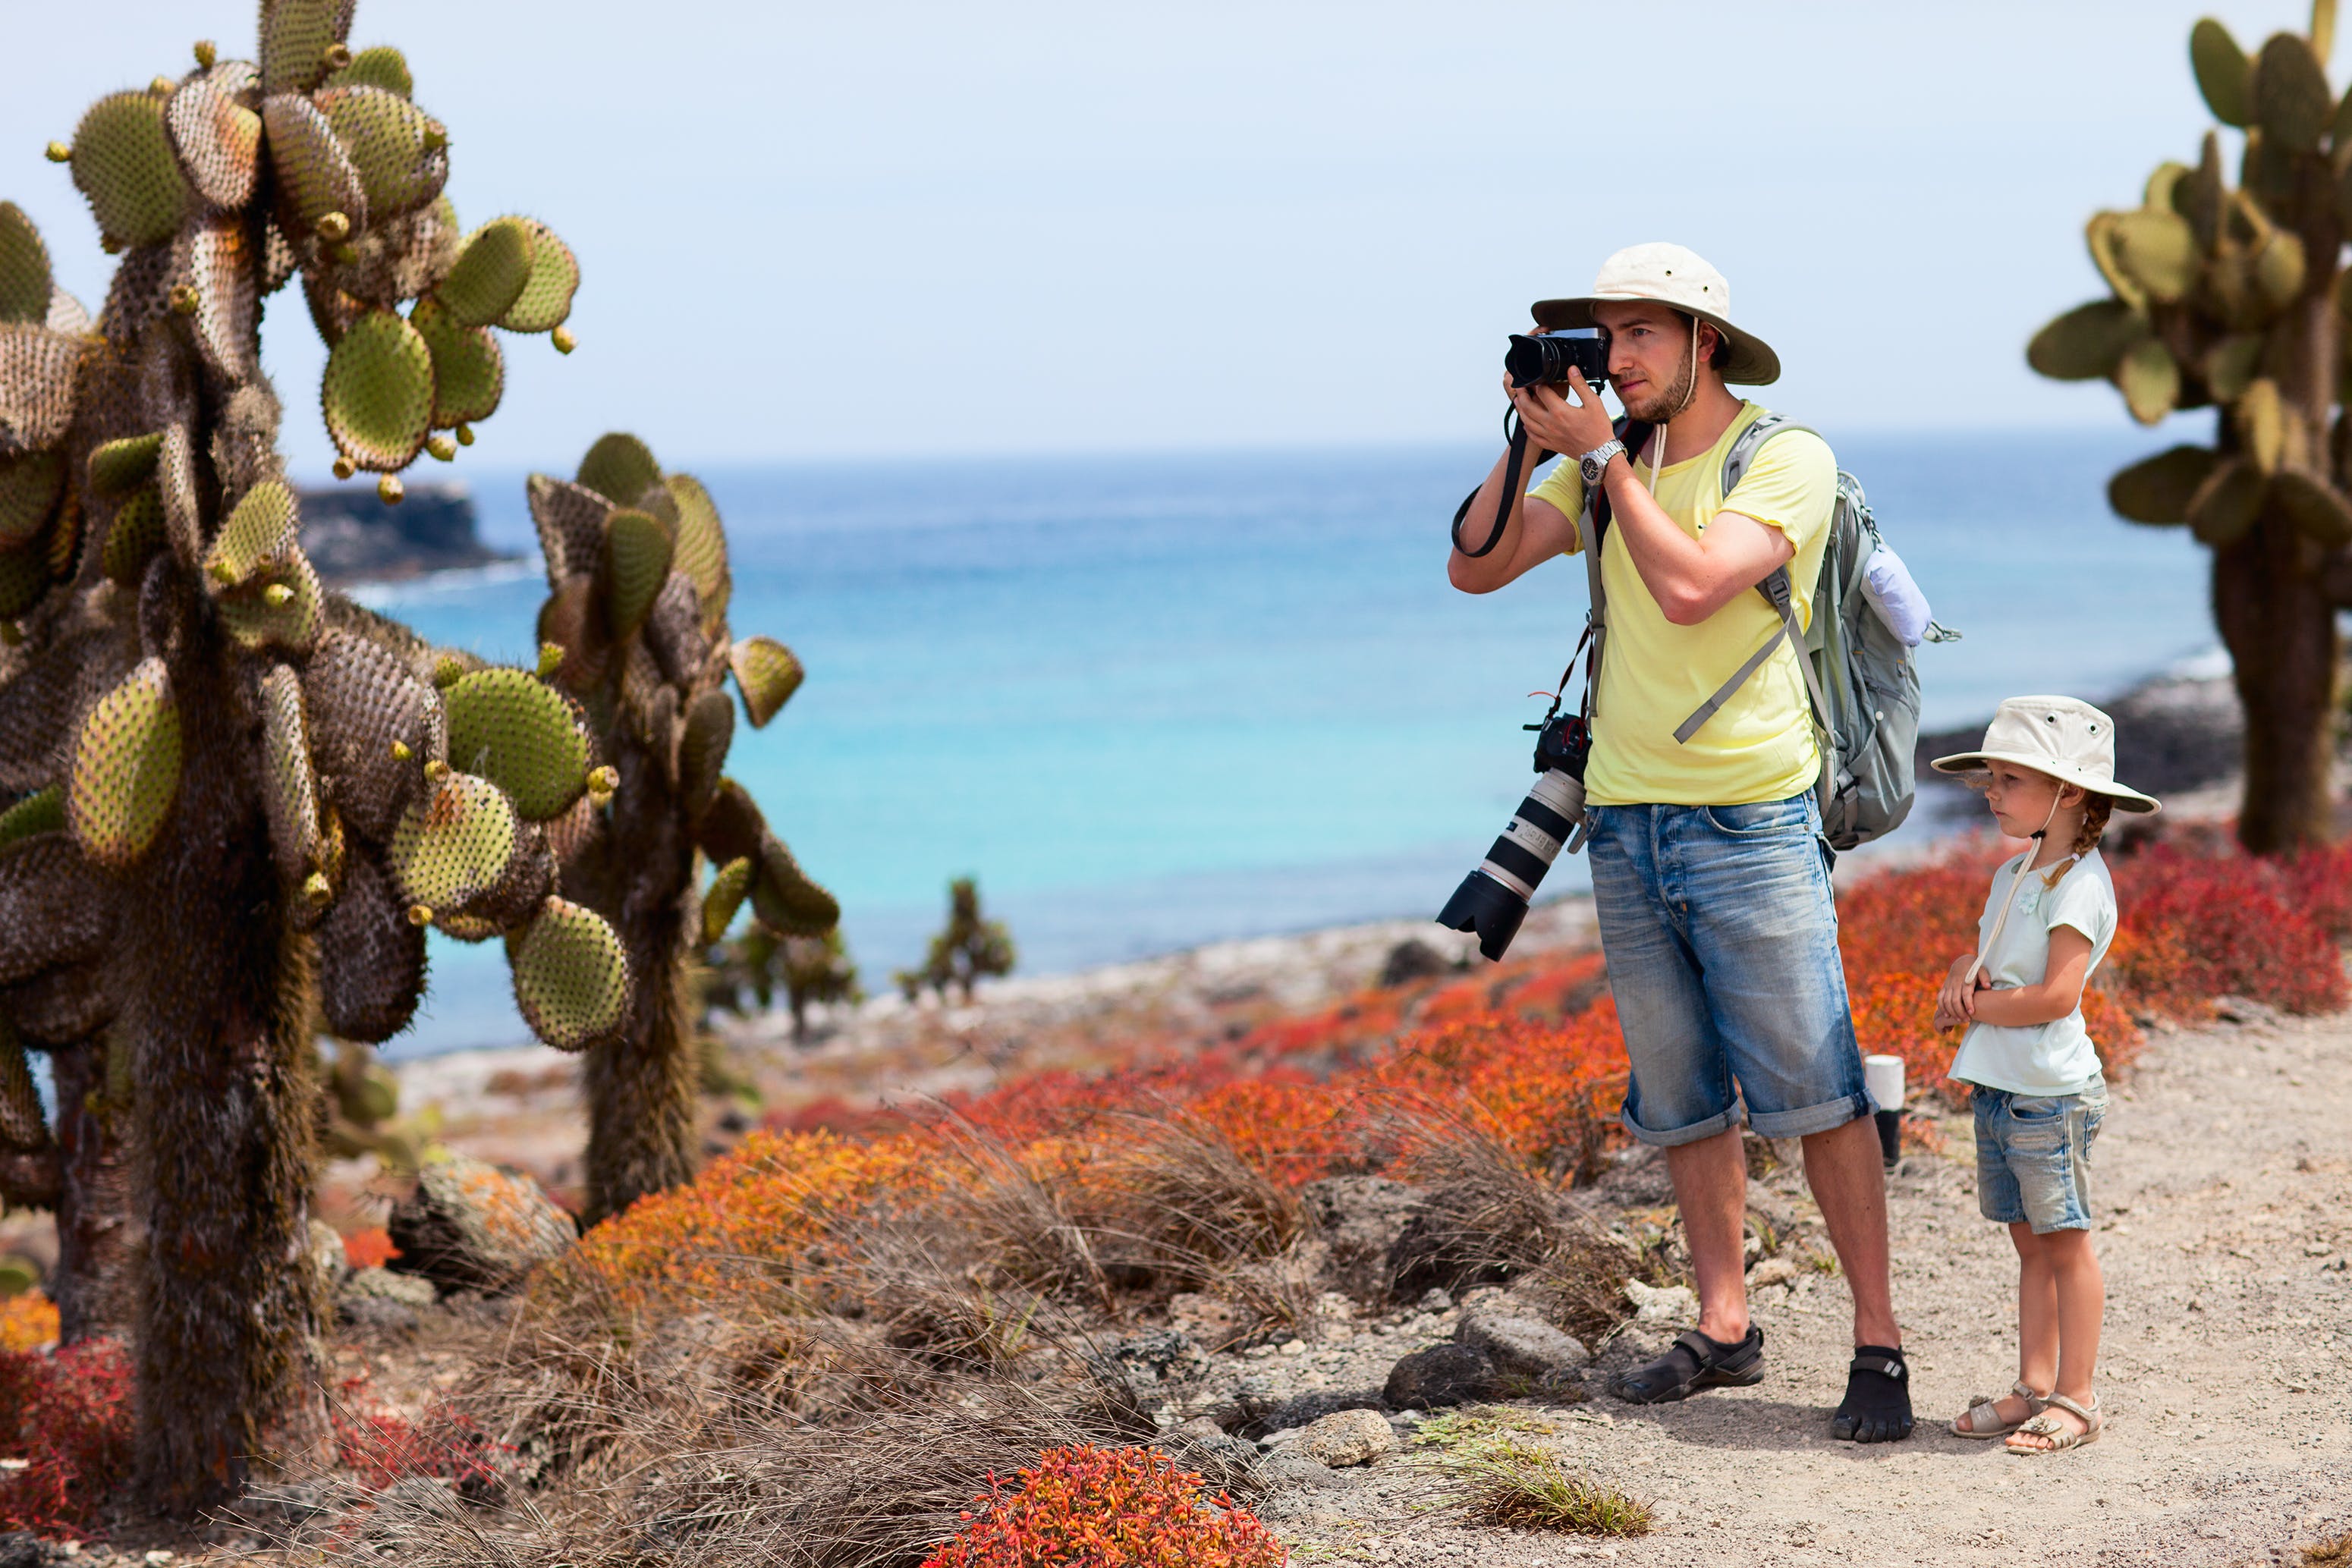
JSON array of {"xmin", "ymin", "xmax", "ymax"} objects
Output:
[
  {"xmin": 1504, "ymin": 328, "xmax": 1608, "ymax": 390},
  {"xmin": 1436, "ymin": 768, "xmax": 1586, "ymax": 960}
]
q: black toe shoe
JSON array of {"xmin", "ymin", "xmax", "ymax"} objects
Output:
[
  {"xmin": 1831, "ymin": 1345, "xmax": 1915, "ymax": 1443},
  {"xmin": 1606, "ymin": 1326, "xmax": 1766, "ymax": 1405}
]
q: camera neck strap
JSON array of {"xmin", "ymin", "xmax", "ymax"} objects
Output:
[
  {"xmin": 1450, "ymin": 408, "xmax": 1555, "ymax": 558},
  {"xmin": 1577, "ymin": 416, "xmax": 1655, "ymax": 721}
]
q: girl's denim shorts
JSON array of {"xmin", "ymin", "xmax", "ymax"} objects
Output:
[{"xmin": 1972, "ymin": 1077, "xmax": 2107, "ymax": 1233}]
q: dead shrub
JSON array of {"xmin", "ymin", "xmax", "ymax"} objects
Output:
[
  {"xmin": 1087, "ymin": 1109, "xmax": 1307, "ymax": 1284},
  {"xmin": 1385, "ymin": 1108, "xmax": 1583, "ymax": 1299}
]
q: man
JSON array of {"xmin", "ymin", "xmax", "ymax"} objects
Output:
[{"xmin": 1446, "ymin": 243, "xmax": 1910, "ymax": 1443}]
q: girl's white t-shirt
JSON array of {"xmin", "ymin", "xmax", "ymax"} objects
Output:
[{"xmin": 1950, "ymin": 847, "xmax": 2116, "ymax": 1096}]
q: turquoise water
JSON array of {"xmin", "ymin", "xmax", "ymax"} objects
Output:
[{"xmin": 367, "ymin": 429, "xmax": 2212, "ymax": 1057}]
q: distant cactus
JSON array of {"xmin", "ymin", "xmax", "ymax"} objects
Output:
[
  {"xmin": 897, "ymin": 877, "xmax": 1016, "ymax": 1004},
  {"xmin": 706, "ymin": 924, "xmax": 863, "ymax": 1042},
  {"xmin": 526, "ymin": 434, "xmax": 838, "ymax": 1224},
  {"xmin": 0, "ymin": 0, "xmax": 627, "ymax": 1513},
  {"xmin": 2027, "ymin": 3, "xmax": 2352, "ymax": 853}
]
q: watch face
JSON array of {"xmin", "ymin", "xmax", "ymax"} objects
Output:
[{"xmin": 1581, "ymin": 455, "xmax": 1603, "ymax": 485}]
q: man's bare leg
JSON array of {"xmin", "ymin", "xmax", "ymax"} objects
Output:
[
  {"xmin": 1664, "ymin": 1124, "xmax": 1751, "ymax": 1343},
  {"xmin": 1800, "ymin": 1115, "xmax": 1901, "ymax": 1348}
]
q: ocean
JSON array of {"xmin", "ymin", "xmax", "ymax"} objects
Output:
[{"xmin": 364, "ymin": 427, "xmax": 2215, "ymax": 1057}]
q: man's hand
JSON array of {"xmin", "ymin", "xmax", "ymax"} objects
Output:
[{"xmin": 1505, "ymin": 365, "xmax": 1616, "ymax": 463}]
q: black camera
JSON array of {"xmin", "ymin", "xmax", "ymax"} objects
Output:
[
  {"xmin": 1505, "ymin": 327, "xmax": 1609, "ymax": 390},
  {"xmin": 1435, "ymin": 709, "xmax": 1593, "ymax": 962}
]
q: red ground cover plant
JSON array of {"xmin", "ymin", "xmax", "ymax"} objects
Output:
[
  {"xmin": 341, "ymin": 1227, "xmax": 401, "ymax": 1271},
  {"xmin": 329, "ymin": 1376, "xmax": 512, "ymax": 1494},
  {"xmin": 2111, "ymin": 844, "xmax": 2349, "ymax": 1017},
  {"xmin": 920, "ymin": 1444, "xmax": 1284, "ymax": 1568},
  {"xmin": 0, "ymin": 1337, "xmax": 134, "ymax": 1538}
]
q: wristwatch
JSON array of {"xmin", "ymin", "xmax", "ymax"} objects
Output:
[{"xmin": 1578, "ymin": 438, "xmax": 1625, "ymax": 488}]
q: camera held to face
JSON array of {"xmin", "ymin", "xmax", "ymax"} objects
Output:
[{"xmin": 1504, "ymin": 327, "xmax": 1609, "ymax": 391}]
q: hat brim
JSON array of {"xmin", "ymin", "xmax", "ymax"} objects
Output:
[
  {"xmin": 1530, "ymin": 295, "xmax": 1781, "ymax": 386},
  {"xmin": 1929, "ymin": 750, "xmax": 2162, "ymax": 813}
]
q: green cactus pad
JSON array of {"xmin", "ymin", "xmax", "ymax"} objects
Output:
[
  {"xmin": 0, "ymin": 543, "xmax": 46, "ymax": 618},
  {"xmin": 260, "ymin": 0, "xmax": 354, "ymax": 95},
  {"xmin": 0, "ymin": 324, "xmax": 83, "ymax": 457},
  {"xmin": 261, "ymin": 92, "xmax": 368, "ymax": 233},
  {"xmin": 2142, "ymin": 161, "xmax": 2190, "ymax": 212},
  {"xmin": 86, "ymin": 432, "xmax": 163, "ymax": 498},
  {"xmin": 2104, "ymin": 209, "xmax": 2196, "ymax": 303},
  {"xmin": 319, "ymin": 84, "xmax": 447, "ymax": 220},
  {"xmin": 731, "ymin": 636, "xmax": 804, "ymax": 728},
  {"xmin": 2237, "ymin": 378, "xmax": 2285, "ymax": 472},
  {"xmin": 218, "ymin": 546, "xmax": 324, "ymax": 655},
  {"xmin": 322, "ymin": 309, "xmax": 434, "ymax": 470},
  {"xmin": 442, "ymin": 668, "xmax": 590, "ymax": 822},
  {"xmin": 2025, "ymin": 300, "xmax": 2146, "ymax": 382},
  {"xmin": 102, "ymin": 485, "xmax": 166, "ymax": 585},
  {"xmin": 165, "ymin": 68, "xmax": 264, "ymax": 210},
  {"xmin": 2190, "ymin": 17, "xmax": 2253, "ymax": 127},
  {"xmin": 206, "ymin": 480, "xmax": 300, "ymax": 586},
  {"xmin": 2253, "ymin": 33, "xmax": 2332, "ymax": 152},
  {"xmin": 2107, "ymin": 445, "xmax": 2220, "ymax": 524},
  {"xmin": 0, "ymin": 452, "xmax": 62, "ymax": 550},
  {"xmin": 511, "ymin": 896, "xmax": 630, "ymax": 1050},
  {"xmin": 694, "ymin": 777, "xmax": 766, "ymax": 866},
  {"xmin": 324, "ymin": 45, "xmax": 413, "ymax": 97},
  {"xmin": 68, "ymin": 655, "xmax": 182, "ymax": 869},
  {"xmin": 679, "ymin": 687, "xmax": 734, "ymax": 818},
  {"xmin": 701, "ymin": 855, "xmax": 753, "ymax": 944},
  {"xmin": 603, "ymin": 509, "xmax": 673, "ymax": 639},
  {"xmin": 69, "ymin": 92, "xmax": 191, "ymax": 249},
  {"xmin": 665, "ymin": 473, "xmax": 731, "ymax": 627},
  {"xmin": 0, "ymin": 203, "xmax": 52, "ymax": 325},
  {"xmin": 2200, "ymin": 334, "xmax": 2266, "ymax": 404},
  {"xmin": 2255, "ymin": 232, "xmax": 2306, "ymax": 311},
  {"xmin": 410, "ymin": 297, "xmax": 504, "ymax": 426},
  {"xmin": 2180, "ymin": 133, "xmax": 2225, "ymax": 249},
  {"xmin": 2272, "ymin": 467, "xmax": 2352, "ymax": 546},
  {"xmin": 495, "ymin": 219, "xmax": 579, "ymax": 333},
  {"xmin": 2115, "ymin": 338, "xmax": 2178, "ymax": 425},
  {"xmin": 434, "ymin": 218, "xmax": 535, "ymax": 328},
  {"xmin": 2187, "ymin": 458, "xmax": 2265, "ymax": 546},
  {"xmin": 259, "ymin": 663, "xmax": 322, "ymax": 879},
  {"xmin": 753, "ymin": 835, "xmax": 840, "ymax": 937},
  {"xmin": 389, "ymin": 769, "xmax": 520, "ymax": 911},
  {"xmin": 577, "ymin": 433, "xmax": 662, "ymax": 508},
  {"xmin": 0, "ymin": 784, "xmax": 64, "ymax": 849}
]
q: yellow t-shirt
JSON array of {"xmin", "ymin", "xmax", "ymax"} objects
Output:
[{"xmin": 1527, "ymin": 401, "xmax": 1838, "ymax": 808}]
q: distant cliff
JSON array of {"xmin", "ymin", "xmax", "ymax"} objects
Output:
[{"xmin": 297, "ymin": 482, "xmax": 518, "ymax": 586}]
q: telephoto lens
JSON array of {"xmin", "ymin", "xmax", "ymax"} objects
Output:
[
  {"xmin": 1437, "ymin": 768, "xmax": 1587, "ymax": 960},
  {"xmin": 1504, "ymin": 327, "xmax": 1609, "ymax": 390}
]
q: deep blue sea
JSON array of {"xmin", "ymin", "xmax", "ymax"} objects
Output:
[{"xmin": 363, "ymin": 429, "xmax": 2215, "ymax": 1057}]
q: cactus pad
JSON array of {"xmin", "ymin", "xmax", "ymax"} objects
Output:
[
  {"xmin": 2190, "ymin": 17, "xmax": 2252, "ymax": 127},
  {"xmin": 2253, "ymin": 33, "xmax": 2332, "ymax": 152},
  {"xmin": 259, "ymin": 663, "xmax": 322, "ymax": 880},
  {"xmin": 526, "ymin": 474, "xmax": 613, "ymax": 583},
  {"xmin": 68, "ymin": 656, "xmax": 183, "ymax": 869},
  {"xmin": 2272, "ymin": 467, "xmax": 2352, "ymax": 545},
  {"xmin": 87, "ymin": 433, "xmax": 163, "ymax": 498},
  {"xmin": 2238, "ymin": 379, "xmax": 2285, "ymax": 473},
  {"xmin": 511, "ymin": 896, "xmax": 630, "ymax": 1050},
  {"xmin": 0, "ymin": 204, "xmax": 52, "ymax": 325},
  {"xmin": 701, "ymin": 854, "xmax": 753, "ymax": 944},
  {"xmin": 218, "ymin": 546, "xmax": 324, "ymax": 654},
  {"xmin": 314, "ymin": 851, "xmax": 426, "ymax": 1042},
  {"xmin": 678, "ymin": 687, "xmax": 734, "ymax": 819},
  {"xmin": 0, "ymin": 325, "xmax": 85, "ymax": 458},
  {"xmin": 753, "ymin": 834, "xmax": 841, "ymax": 937},
  {"xmin": 643, "ymin": 572, "xmax": 709, "ymax": 687},
  {"xmin": 2106, "ymin": 444, "xmax": 2218, "ymax": 524},
  {"xmin": 435, "ymin": 218, "xmax": 534, "ymax": 328},
  {"xmin": 603, "ymin": 508, "xmax": 672, "ymax": 639},
  {"xmin": 496, "ymin": 219, "xmax": 579, "ymax": 333},
  {"xmin": 324, "ymin": 46, "xmax": 413, "ymax": 98},
  {"xmin": 0, "ymin": 540, "xmax": 47, "ymax": 617},
  {"xmin": 318, "ymin": 84, "xmax": 448, "ymax": 220},
  {"xmin": 261, "ymin": 92, "xmax": 368, "ymax": 234},
  {"xmin": 102, "ymin": 485, "xmax": 166, "ymax": 585},
  {"xmin": 2115, "ymin": 338, "xmax": 2178, "ymax": 425},
  {"xmin": 389, "ymin": 769, "xmax": 520, "ymax": 912},
  {"xmin": 70, "ymin": 91, "xmax": 192, "ymax": 249},
  {"xmin": 664, "ymin": 473, "xmax": 731, "ymax": 627},
  {"xmin": 442, "ymin": 668, "xmax": 590, "ymax": 821},
  {"xmin": 0, "ymin": 784, "xmax": 64, "ymax": 848},
  {"xmin": 2104, "ymin": 209, "xmax": 2196, "ymax": 303},
  {"xmin": 410, "ymin": 297, "xmax": 503, "ymax": 426},
  {"xmin": 207, "ymin": 480, "xmax": 300, "ymax": 586},
  {"xmin": 323, "ymin": 308, "xmax": 433, "ymax": 470},
  {"xmin": 260, "ymin": 0, "xmax": 355, "ymax": 94},
  {"xmin": 576, "ymin": 432, "xmax": 661, "ymax": 508},
  {"xmin": 2201, "ymin": 334, "xmax": 2265, "ymax": 403},
  {"xmin": 2187, "ymin": 458, "xmax": 2264, "ymax": 546},
  {"xmin": 0, "ymin": 453, "xmax": 63, "ymax": 550},
  {"xmin": 165, "ymin": 67, "xmax": 264, "ymax": 211},
  {"xmin": 730, "ymin": 636, "xmax": 804, "ymax": 727},
  {"xmin": 301, "ymin": 627, "xmax": 440, "ymax": 841}
]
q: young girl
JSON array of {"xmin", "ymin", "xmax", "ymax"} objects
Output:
[{"xmin": 1928, "ymin": 696, "xmax": 2159, "ymax": 1454}]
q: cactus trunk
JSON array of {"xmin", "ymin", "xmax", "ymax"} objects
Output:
[
  {"xmin": 48, "ymin": 1034, "xmax": 136, "ymax": 1343},
  {"xmin": 2215, "ymin": 519, "xmax": 2341, "ymax": 853}
]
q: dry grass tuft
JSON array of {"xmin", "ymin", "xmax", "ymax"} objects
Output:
[
  {"xmin": 2305, "ymin": 1529, "xmax": 2352, "ymax": 1567},
  {"xmin": 1453, "ymin": 1436, "xmax": 1653, "ymax": 1537}
]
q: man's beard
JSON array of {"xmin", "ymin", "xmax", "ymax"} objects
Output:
[{"xmin": 1621, "ymin": 354, "xmax": 1697, "ymax": 424}]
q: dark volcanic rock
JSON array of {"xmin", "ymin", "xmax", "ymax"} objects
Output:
[
  {"xmin": 1382, "ymin": 1342, "xmax": 1499, "ymax": 1409},
  {"xmin": 388, "ymin": 1154, "xmax": 577, "ymax": 1294},
  {"xmin": 1378, "ymin": 938, "xmax": 1452, "ymax": 987},
  {"xmin": 298, "ymin": 482, "xmax": 515, "ymax": 586},
  {"xmin": 1240, "ymin": 1387, "xmax": 1388, "ymax": 1440},
  {"xmin": 1303, "ymin": 1175, "xmax": 1423, "ymax": 1303}
]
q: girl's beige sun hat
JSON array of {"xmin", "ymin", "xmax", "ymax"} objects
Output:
[
  {"xmin": 1929, "ymin": 695, "xmax": 2161, "ymax": 813},
  {"xmin": 1531, "ymin": 241, "xmax": 1782, "ymax": 387}
]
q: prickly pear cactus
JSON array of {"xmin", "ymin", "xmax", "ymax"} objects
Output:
[
  {"xmin": 0, "ymin": 0, "xmax": 621, "ymax": 1513},
  {"xmin": 2027, "ymin": 4, "xmax": 2351, "ymax": 853},
  {"xmin": 527, "ymin": 434, "xmax": 838, "ymax": 1224}
]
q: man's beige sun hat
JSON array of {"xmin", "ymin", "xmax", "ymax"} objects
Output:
[
  {"xmin": 1930, "ymin": 695, "xmax": 2162, "ymax": 813},
  {"xmin": 1532, "ymin": 242, "xmax": 1782, "ymax": 387}
]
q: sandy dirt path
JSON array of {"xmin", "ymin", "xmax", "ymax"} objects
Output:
[{"xmin": 1280, "ymin": 1007, "xmax": 2352, "ymax": 1566}]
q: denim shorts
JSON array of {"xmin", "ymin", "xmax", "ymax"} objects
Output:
[
  {"xmin": 1585, "ymin": 794, "xmax": 1871, "ymax": 1147},
  {"xmin": 1973, "ymin": 1079, "xmax": 2106, "ymax": 1233}
]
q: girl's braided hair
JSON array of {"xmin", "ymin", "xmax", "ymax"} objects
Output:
[{"xmin": 2042, "ymin": 793, "xmax": 2114, "ymax": 889}]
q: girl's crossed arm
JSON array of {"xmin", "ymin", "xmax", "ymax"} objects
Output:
[{"xmin": 1963, "ymin": 925, "xmax": 2096, "ymax": 1029}]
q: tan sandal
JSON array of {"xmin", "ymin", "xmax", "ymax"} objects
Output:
[
  {"xmin": 1952, "ymin": 1381, "xmax": 2048, "ymax": 1438},
  {"xmin": 2005, "ymin": 1391, "xmax": 2100, "ymax": 1453}
]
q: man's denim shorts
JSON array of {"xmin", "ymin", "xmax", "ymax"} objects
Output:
[
  {"xmin": 1585, "ymin": 794, "xmax": 1872, "ymax": 1148},
  {"xmin": 1972, "ymin": 1079, "xmax": 2107, "ymax": 1233}
]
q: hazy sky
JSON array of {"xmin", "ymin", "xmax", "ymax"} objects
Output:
[{"xmin": 0, "ymin": 2, "xmax": 2328, "ymax": 470}]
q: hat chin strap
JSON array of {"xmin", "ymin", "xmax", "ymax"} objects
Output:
[
  {"xmin": 1964, "ymin": 793, "xmax": 2076, "ymax": 989},
  {"xmin": 1643, "ymin": 316, "xmax": 1706, "ymax": 494}
]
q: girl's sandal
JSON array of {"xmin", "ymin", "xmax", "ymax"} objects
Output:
[
  {"xmin": 2005, "ymin": 1392, "xmax": 2101, "ymax": 1454},
  {"xmin": 1952, "ymin": 1381, "xmax": 2049, "ymax": 1438}
]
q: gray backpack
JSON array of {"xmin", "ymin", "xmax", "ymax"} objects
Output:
[{"xmin": 1583, "ymin": 413, "xmax": 1951, "ymax": 852}]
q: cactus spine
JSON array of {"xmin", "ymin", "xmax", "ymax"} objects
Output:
[{"xmin": 0, "ymin": 0, "xmax": 620, "ymax": 1513}]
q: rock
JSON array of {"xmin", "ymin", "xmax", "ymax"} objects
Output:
[
  {"xmin": 1240, "ymin": 1387, "xmax": 1386, "ymax": 1440},
  {"xmin": 1377, "ymin": 938, "xmax": 1451, "ymax": 988},
  {"xmin": 342, "ymin": 1265, "xmax": 435, "ymax": 1308},
  {"xmin": 1108, "ymin": 1329, "xmax": 1209, "ymax": 1388},
  {"xmin": 0, "ymin": 1532, "xmax": 53, "ymax": 1568},
  {"xmin": 1456, "ymin": 1307, "xmax": 1588, "ymax": 1383},
  {"xmin": 1382, "ymin": 1342, "xmax": 1498, "ymax": 1410},
  {"xmin": 1623, "ymin": 1279, "xmax": 1696, "ymax": 1325},
  {"xmin": 1592, "ymin": 1142, "xmax": 1675, "ymax": 1207},
  {"xmin": 1259, "ymin": 1450, "xmax": 1360, "ymax": 1493},
  {"xmin": 388, "ymin": 1153, "xmax": 576, "ymax": 1294},
  {"xmin": 1295, "ymin": 1407, "xmax": 1396, "ymax": 1467},
  {"xmin": 307, "ymin": 1219, "xmax": 349, "ymax": 1299},
  {"xmin": 1159, "ymin": 1416, "xmax": 1262, "ymax": 1492},
  {"xmin": 1417, "ymin": 1286, "xmax": 1454, "ymax": 1312},
  {"xmin": 1747, "ymin": 1256, "xmax": 1800, "ymax": 1289},
  {"xmin": 1300, "ymin": 1176, "xmax": 1423, "ymax": 1305},
  {"xmin": 338, "ymin": 1293, "xmax": 420, "ymax": 1335}
]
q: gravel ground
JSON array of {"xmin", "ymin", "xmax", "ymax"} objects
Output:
[{"xmin": 1250, "ymin": 1005, "xmax": 2352, "ymax": 1566}]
